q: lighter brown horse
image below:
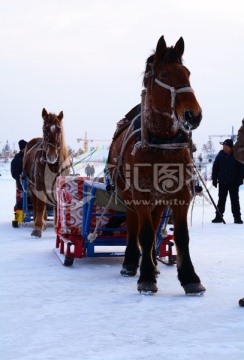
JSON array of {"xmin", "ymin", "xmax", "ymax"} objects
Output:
[
  {"xmin": 23, "ymin": 108, "xmax": 70, "ymax": 238},
  {"xmin": 108, "ymin": 36, "xmax": 206, "ymax": 295}
]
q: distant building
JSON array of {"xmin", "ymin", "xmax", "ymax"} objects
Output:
[{"xmin": 1, "ymin": 140, "xmax": 11, "ymax": 158}]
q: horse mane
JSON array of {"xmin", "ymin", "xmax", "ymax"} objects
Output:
[
  {"xmin": 57, "ymin": 120, "xmax": 69, "ymax": 165},
  {"xmin": 160, "ymin": 46, "xmax": 183, "ymax": 65},
  {"xmin": 142, "ymin": 46, "xmax": 183, "ymax": 87},
  {"xmin": 43, "ymin": 111, "xmax": 69, "ymax": 165},
  {"xmin": 142, "ymin": 53, "xmax": 155, "ymax": 87}
]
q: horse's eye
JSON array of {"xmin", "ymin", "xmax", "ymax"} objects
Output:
[{"xmin": 159, "ymin": 72, "xmax": 167, "ymax": 78}]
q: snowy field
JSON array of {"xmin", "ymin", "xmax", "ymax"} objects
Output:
[{"xmin": 0, "ymin": 159, "xmax": 243, "ymax": 360}]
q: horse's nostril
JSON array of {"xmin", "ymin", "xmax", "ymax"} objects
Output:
[
  {"xmin": 184, "ymin": 110, "xmax": 194, "ymax": 122},
  {"xmin": 183, "ymin": 110, "xmax": 202, "ymax": 129}
]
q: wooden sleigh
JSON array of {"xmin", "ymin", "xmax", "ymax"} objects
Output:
[{"xmin": 54, "ymin": 176, "xmax": 175, "ymax": 266}]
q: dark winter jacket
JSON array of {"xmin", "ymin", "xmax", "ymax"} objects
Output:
[
  {"xmin": 212, "ymin": 150, "xmax": 244, "ymax": 186},
  {"xmin": 11, "ymin": 151, "xmax": 24, "ymax": 189},
  {"xmin": 233, "ymin": 119, "xmax": 244, "ymax": 164}
]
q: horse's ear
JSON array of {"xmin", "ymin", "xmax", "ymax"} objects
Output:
[
  {"xmin": 174, "ymin": 37, "xmax": 184, "ymax": 57},
  {"xmin": 155, "ymin": 35, "xmax": 167, "ymax": 58},
  {"xmin": 42, "ymin": 108, "xmax": 48, "ymax": 119},
  {"xmin": 58, "ymin": 111, "xmax": 63, "ymax": 121}
]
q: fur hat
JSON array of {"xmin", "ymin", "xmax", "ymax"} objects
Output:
[
  {"xmin": 18, "ymin": 139, "xmax": 27, "ymax": 150},
  {"xmin": 220, "ymin": 139, "xmax": 233, "ymax": 148}
]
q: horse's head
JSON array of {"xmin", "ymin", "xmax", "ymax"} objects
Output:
[
  {"xmin": 144, "ymin": 36, "xmax": 202, "ymax": 134},
  {"xmin": 42, "ymin": 108, "xmax": 63, "ymax": 164}
]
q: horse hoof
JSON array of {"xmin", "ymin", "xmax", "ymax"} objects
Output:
[
  {"xmin": 137, "ymin": 281, "xmax": 158, "ymax": 294},
  {"xmin": 31, "ymin": 229, "xmax": 42, "ymax": 238},
  {"xmin": 120, "ymin": 266, "xmax": 137, "ymax": 277},
  {"xmin": 183, "ymin": 283, "xmax": 206, "ymax": 296}
]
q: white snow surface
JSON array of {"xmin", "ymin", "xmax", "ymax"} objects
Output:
[{"xmin": 0, "ymin": 159, "xmax": 244, "ymax": 360}]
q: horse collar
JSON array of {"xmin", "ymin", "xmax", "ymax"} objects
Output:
[
  {"xmin": 148, "ymin": 130, "xmax": 187, "ymax": 146},
  {"xmin": 130, "ymin": 113, "xmax": 189, "ymax": 155}
]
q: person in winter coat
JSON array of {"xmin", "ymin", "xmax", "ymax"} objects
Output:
[
  {"xmin": 234, "ymin": 119, "xmax": 244, "ymax": 164},
  {"xmin": 233, "ymin": 119, "xmax": 244, "ymax": 307},
  {"xmin": 90, "ymin": 165, "xmax": 95, "ymax": 179},
  {"xmin": 11, "ymin": 139, "xmax": 27, "ymax": 209},
  {"xmin": 85, "ymin": 163, "xmax": 91, "ymax": 178},
  {"xmin": 211, "ymin": 138, "xmax": 244, "ymax": 224}
]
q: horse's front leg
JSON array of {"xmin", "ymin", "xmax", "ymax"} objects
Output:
[
  {"xmin": 171, "ymin": 203, "xmax": 206, "ymax": 295},
  {"xmin": 121, "ymin": 208, "xmax": 140, "ymax": 276},
  {"xmin": 31, "ymin": 198, "xmax": 46, "ymax": 238},
  {"xmin": 137, "ymin": 206, "xmax": 158, "ymax": 294}
]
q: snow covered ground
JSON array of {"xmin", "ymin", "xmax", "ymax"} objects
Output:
[{"xmin": 0, "ymin": 159, "xmax": 244, "ymax": 360}]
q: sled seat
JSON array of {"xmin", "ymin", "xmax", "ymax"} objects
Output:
[{"xmin": 82, "ymin": 180, "xmax": 127, "ymax": 257}]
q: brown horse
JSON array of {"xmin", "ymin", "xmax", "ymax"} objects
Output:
[
  {"xmin": 23, "ymin": 108, "xmax": 70, "ymax": 238},
  {"xmin": 108, "ymin": 36, "xmax": 205, "ymax": 295}
]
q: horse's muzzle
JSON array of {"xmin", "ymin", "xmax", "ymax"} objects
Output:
[
  {"xmin": 47, "ymin": 154, "xmax": 58, "ymax": 164},
  {"xmin": 183, "ymin": 109, "xmax": 202, "ymax": 130}
]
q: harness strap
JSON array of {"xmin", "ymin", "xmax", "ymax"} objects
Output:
[
  {"xmin": 87, "ymin": 191, "xmax": 116, "ymax": 243},
  {"xmin": 131, "ymin": 140, "xmax": 189, "ymax": 155},
  {"xmin": 140, "ymin": 89, "xmax": 149, "ymax": 150},
  {"xmin": 154, "ymin": 78, "xmax": 194, "ymax": 110},
  {"xmin": 152, "ymin": 78, "xmax": 194, "ymax": 133}
]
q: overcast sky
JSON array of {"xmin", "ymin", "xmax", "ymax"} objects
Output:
[{"xmin": 0, "ymin": 0, "xmax": 243, "ymax": 152}]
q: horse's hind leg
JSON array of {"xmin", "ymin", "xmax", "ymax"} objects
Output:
[
  {"xmin": 121, "ymin": 208, "xmax": 140, "ymax": 277},
  {"xmin": 171, "ymin": 204, "xmax": 206, "ymax": 295}
]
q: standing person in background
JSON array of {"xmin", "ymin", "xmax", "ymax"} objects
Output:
[
  {"xmin": 90, "ymin": 164, "xmax": 95, "ymax": 179},
  {"xmin": 211, "ymin": 138, "xmax": 244, "ymax": 224},
  {"xmin": 85, "ymin": 163, "xmax": 91, "ymax": 178},
  {"xmin": 11, "ymin": 139, "xmax": 27, "ymax": 209},
  {"xmin": 233, "ymin": 119, "xmax": 244, "ymax": 307}
]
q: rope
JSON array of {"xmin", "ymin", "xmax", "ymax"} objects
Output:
[
  {"xmin": 140, "ymin": 89, "xmax": 149, "ymax": 150},
  {"xmin": 193, "ymin": 163, "xmax": 225, "ymax": 224},
  {"xmin": 87, "ymin": 190, "xmax": 116, "ymax": 242},
  {"xmin": 70, "ymin": 149, "xmax": 97, "ymax": 175}
]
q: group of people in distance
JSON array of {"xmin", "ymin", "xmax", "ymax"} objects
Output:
[
  {"xmin": 10, "ymin": 119, "xmax": 244, "ymax": 306},
  {"xmin": 85, "ymin": 163, "xmax": 95, "ymax": 178}
]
